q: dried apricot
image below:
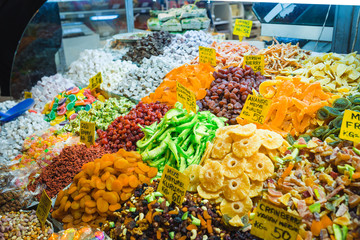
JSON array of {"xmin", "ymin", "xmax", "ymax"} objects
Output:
[
  {"xmin": 85, "ymin": 207, "xmax": 97, "ymax": 214},
  {"xmin": 55, "ymin": 190, "xmax": 65, "ymax": 206},
  {"xmin": 101, "ymin": 171, "xmax": 111, "ymax": 182},
  {"xmin": 64, "ymin": 201, "xmax": 72, "ymax": 212},
  {"xmin": 62, "ymin": 215, "xmax": 73, "ymax": 223},
  {"xmin": 83, "ymin": 162, "xmax": 95, "ymax": 175},
  {"xmin": 68, "ymin": 184, "xmax": 77, "ymax": 195},
  {"xmin": 82, "ymin": 213, "xmax": 93, "ymax": 222},
  {"xmin": 122, "ymin": 187, "xmax": 134, "ymax": 193},
  {"xmin": 79, "ymin": 187, "xmax": 91, "ymax": 193},
  {"xmin": 129, "ymin": 175, "xmax": 139, "ymax": 188},
  {"xmin": 93, "ymin": 162, "xmax": 101, "ymax": 175},
  {"xmin": 147, "ymin": 167, "xmax": 158, "ymax": 178},
  {"xmin": 109, "ymin": 203, "xmax": 121, "ymax": 212},
  {"xmin": 85, "ymin": 200, "xmax": 96, "ymax": 208},
  {"xmin": 127, "ymin": 157, "xmax": 138, "ymax": 163},
  {"xmin": 103, "ymin": 192, "xmax": 118, "ymax": 204},
  {"xmin": 106, "ymin": 177, "xmax": 114, "ymax": 191},
  {"xmin": 71, "ymin": 201, "xmax": 80, "ymax": 210},
  {"xmin": 96, "ymin": 198, "xmax": 109, "ymax": 213},
  {"xmin": 100, "ymin": 161, "xmax": 113, "ymax": 170},
  {"xmin": 96, "ymin": 178, "xmax": 106, "ymax": 190},
  {"xmin": 90, "ymin": 176, "xmax": 98, "ymax": 188},
  {"xmin": 120, "ymin": 192, "xmax": 131, "ymax": 201},
  {"xmin": 101, "ymin": 154, "xmax": 115, "ymax": 163},
  {"xmin": 114, "ymin": 158, "xmax": 129, "ymax": 170},
  {"xmin": 118, "ymin": 174, "xmax": 129, "ymax": 186},
  {"xmin": 74, "ymin": 171, "xmax": 86, "ymax": 182},
  {"xmin": 59, "ymin": 196, "xmax": 68, "ymax": 212},
  {"xmin": 112, "ymin": 180, "xmax": 123, "ymax": 192},
  {"xmin": 73, "ymin": 192, "xmax": 87, "ymax": 201},
  {"xmin": 71, "ymin": 191, "xmax": 79, "ymax": 200},
  {"xmin": 79, "ymin": 195, "xmax": 90, "ymax": 209},
  {"xmin": 125, "ymin": 167, "xmax": 135, "ymax": 175},
  {"xmin": 138, "ymin": 162, "xmax": 150, "ymax": 172},
  {"xmin": 104, "ymin": 167, "xmax": 117, "ymax": 174},
  {"xmin": 139, "ymin": 174, "xmax": 150, "ymax": 184},
  {"xmin": 93, "ymin": 189, "xmax": 105, "ymax": 200},
  {"xmin": 135, "ymin": 167, "xmax": 145, "ymax": 175},
  {"xmin": 72, "ymin": 210, "xmax": 82, "ymax": 220}
]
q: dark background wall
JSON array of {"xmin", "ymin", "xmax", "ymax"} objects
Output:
[{"xmin": 0, "ymin": 0, "xmax": 46, "ymax": 96}]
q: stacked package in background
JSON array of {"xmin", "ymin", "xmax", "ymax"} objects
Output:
[{"xmin": 147, "ymin": 4, "xmax": 210, "ymax": 32}]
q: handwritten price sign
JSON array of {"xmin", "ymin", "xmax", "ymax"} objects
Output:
[
  {"xmin": 251, "ymin": 200, "xmax": 301, "ymax": 240},
  {"xmin": 80, "ymin": 121, "xmax": 95, "ymax": 146},
  {"xmin": 36, "ymin": 190, "xmax": 52, "ymax": 228},
  {"xmin": 24, "ymin": 92, "xmax": 33, "ymax": 99},
  {"xmin": 158, "ymin": 165, "xmax": 190, "ymax": 206},
  {"xmin": 339, "ymin": 109, "xmax": 360, "ymax": 142},
  {"xmin": 176, "ymin": 82, "xmax": 197, "ymax": 113},
  {"xmin": 240, "ymin": 95, "xmax": 271, "ymax": 124},
  {"xmin": 88, "ymin": 72, "xmax": 103, "ymax": 90},
  {"xmin": 244, "ymin": 55, "xmax": 264, "ymax": 75},
  {"xmin": 199, "ymin": 46, "xmax": 216, "ymax": 66},
  {"xmin": 233, "ymin": 19, "xmax": 253, "ymax": 38}
]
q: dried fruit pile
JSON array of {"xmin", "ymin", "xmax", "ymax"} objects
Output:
[
  {"xmin": 101, "ymin": 181, "xmax": 231, "ymax": 240},
  {"xmin": 191, "ymin": 41, "xmax": 259, "ymax": 68},
  {"xmin": 258, "ymin": 41, "xmax": 310, "ymax": 76},
  {"xmin": 142, "ymin": 63, "xmax": 214, "ymax": 106},
  {"xmin": 28, "ymin": 144, "xmax": 108, "ymax": 199},
  {"xmin": 96, "ymin": 102, "xmax": 170, "ymax": 152},
  {"xmin": 263, "ymin": 137, "xmax": 360, "ymax": 240},
  {"xmin": 238, "ymin": 76, "xmax": 331, "ymax": 136},
  {"xmin": 312, "ymin": 95, "xmax": 360, "ymax": 145},
  {"xmin": 52, "ymin": 149, "xmax": 157, "ymax": 229},
  {"xmin": 185, "ymin": 124, "xmax": 287, "ymax": 226},
  {"xmin": 137, "ymin": 102, "xmax": 226, "ymax": 174},
  {"xmin": 292, "ymin": 52, "xmax": 360, "ymax": 94},
  {"xmin": 121, "ymin": 31, "xmax": 173, "ymax": 64},
  {"xmin": 198, "ymin": 66, "xmax": 266, "ymax": 124}
]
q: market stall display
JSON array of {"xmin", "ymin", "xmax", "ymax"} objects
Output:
[{"xmin": 1, "ymin": 21, "xmax": 360, "ymax": 240}]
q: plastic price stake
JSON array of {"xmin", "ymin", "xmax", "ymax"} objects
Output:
[
  {"xmin": 244, "ymin": 55, "xmax": 264, "ymax": 75},
  {"xmin": 176, "ymin": 81, "xmax": 197, "ymax": 113},
  {"xmin": 24, "ymin": 92, "xmax": 32, "ymax": 99},
  {"xmin": 88, "ymin": 72, "xmax": 103, "ymax": 90},
  {"xmin": 339, "ymin": 109, "xmax": 360, "ymax": 142},
  {"xmin": 36, "ymin": 190, "xmax": 52, "ymax": 228},
  {"xmin": 233, "ymin": 19, "xmax": 253, "ymax": 38},
  {"xmin": 240, "ymin": 95, "xmax": 272, "ymax": 124},
  {"xmin": 199, "ymin": 46, "xmax": 216, "ymax": 66},
  {"xmin": 251, "ymin": 200, "xmax": 302, "ymax": 240},
  {"xmin": 157, "ymin": 165, "xmax": 190, "ymax": 206},
  {"xmin": 80, "ymin": 121, "xmax": 95, "ymax": 146}
]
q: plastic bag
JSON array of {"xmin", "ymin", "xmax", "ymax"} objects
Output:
[{"xmin": 48, "ymin": 227, "xmax": 111, "ymax": 240}]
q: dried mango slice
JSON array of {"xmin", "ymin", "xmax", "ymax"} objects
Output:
[
  {"xmin": 232, "ymin": 134, "xmax": 261, "ymax": 158},
  {"xmin": 244, "ymin": 153, "xmax": 274, "ymax": 181},
  {"xmin": 199, "ymin": 160, "xmax": 224, "ymax": 192}
]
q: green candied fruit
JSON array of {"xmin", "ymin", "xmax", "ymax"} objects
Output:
[
  {"xmin": 329, "ymin": 116, "xmax": 343, "ymax": 129},
  {"xmin": 332, "ymin": 98, "xmax": 351, "ymax": 111}
]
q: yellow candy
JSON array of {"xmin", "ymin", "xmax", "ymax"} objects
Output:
[
  {"xmin": 66, "ymin": 110, "xmax": 75, "ymax": 117},
  {"xmin": 50, "ymin": 121, "xmax": 57, "ymax": 126},
  {"xmin": 98, "ymin": 95, "xmax": 105, "ymax": 102}
]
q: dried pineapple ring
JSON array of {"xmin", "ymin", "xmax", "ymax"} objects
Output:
[
  {"xmin": 220, "ymin": 197, "xmax": 252, "ymax": 218},
  {"xmin": 221, "ymin": 153, "xmax": 245, "ymax": 179},
  {"xmin": 199, "ymin": 160, "xmax": 224, "ymax": 192},
  {"xmin": 232, "ymin": 134, "xmax": 262, "ymax": 158},
  {"xmin": 183, "ymin": 165, "xmax": 201, "ymax": 192},
  {"xmin": 249, "ymin": 179, "xmax": 264, "ymax": 198},
  {"xmin": 257, "ymin": 129, "xmax": 283, "ymax": 150},
  {"xmin": 223, "ymin": 174, "xmax": 250, "ymax": 201},
  {"xmin": 211, "ymin": 137, "xmax": 232, "ymax": 160},
  {"xmin": 228, "ymin": 123, "xmax": 257, "ymax": 141},
  {"xmin": 244, "ymin": 153, "xmax": 274, "ymax": 181},
  {"xmin": 200, "ymin": 142, "xmax": 213, "ymax": 165},
  {"xmin": 197, "ymin": 185, "xmax": 221, "ymax": 199},
  {"xmin": 215, "ymin": 125, "xmax": 239, "ymax": 137}
]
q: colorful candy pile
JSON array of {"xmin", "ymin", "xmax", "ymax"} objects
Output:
[
  {"xmin": 43, "ymin": 87, "xmax": 104, "ymax": 126},
  {"xmin": 48, "ymin": 227, "xmax": 110, "ymax": 240},
  {"xmin": 10, "ymin": 127, "xmax": 73, "ymax": 171}
]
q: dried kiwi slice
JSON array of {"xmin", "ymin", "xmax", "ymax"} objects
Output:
[{"xmin": 332, "ymin": 98, "xmax": 351, "ymax": 111}]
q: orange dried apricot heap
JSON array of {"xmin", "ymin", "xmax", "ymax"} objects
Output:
[
  {"xmin": 141, "ymin": 63, "xmax": 215, "ymax": 106},
  {"xmin": 237, "ymin": 76, "xmax": 331, "ymax": 136},
  {"xmin": 52, "ymin": 149, "xmax": 157, "ymax": 229}
]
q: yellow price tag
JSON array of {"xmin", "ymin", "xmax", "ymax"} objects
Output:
[
  {"xmin": 157, "ymin": 165, "xmax": 190, "ymax": 206},
  {"xmin": 199, "ymin": 46, "xmax": 216, "ymax": 66},
  {"xmin": 80, "ymin": 121, "xmax": 95, "ymax": 146},
  {"xmin": 36, "ymin": 190, "xmax": 52, "ymax": 228},
  {"xmin": 244, "ymin": 55, "xmax": 264, "ymax": 75},
  {"xmin": 24, "ymin": 92, "xmax": 32, "ymax": 99},
  {"xmin": 176, "ymin": 82, "xmax": 197, "ymax": 113},
  {"xmin": 240, "ymin": 95, "xmax": 272, "ymax": 125},
  {"xmin": 251, "ymin": 200, "xmax": 301, "ymax": 240},
  {"xmin": 88, "ymin": 72, "xmax": 103, "ymax": 90},
  {"xmin": 233, "ymin": 19, "xmax": 253, "ymax": 38},
  {"xmin": 339, "ymin": 109, "xmax": 360, "ymax": 142}
]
